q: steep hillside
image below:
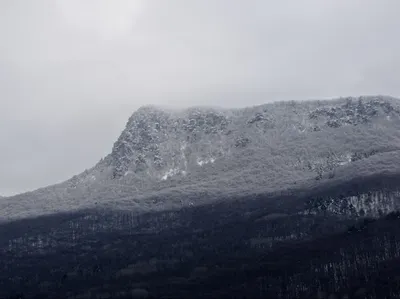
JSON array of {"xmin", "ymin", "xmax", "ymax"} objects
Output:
[
  {"xmin": 2, "ymin": 96, "xmax": 400, "ymax": 298},
  {"xmin": 1, "ymin": 95, "xmax": 400, "ymax": 221}
]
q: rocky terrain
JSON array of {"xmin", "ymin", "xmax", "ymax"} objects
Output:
[{"xmin": 1, "ymin": 95, "xmax": 400, "ymax": 298}]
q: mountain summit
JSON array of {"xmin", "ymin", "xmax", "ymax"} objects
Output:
[{"xmin": 2, "ymin": 95, "xmax": 400, "ymax": 221}]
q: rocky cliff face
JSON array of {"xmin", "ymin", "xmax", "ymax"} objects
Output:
[
  {"xmin": 1, "ymin": 96, "xmax": 400, "ymax": 221},
  {"xmin": 99, "ymin": 95, "xmax": 400, "ymax": 183},
  {"xmin": 109, "ymin": 106, "xmax": 231, "ymax": 180}
]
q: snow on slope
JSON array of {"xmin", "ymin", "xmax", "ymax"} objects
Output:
[{"xmin": 1, "ymin": 95, "xmax": 400, "ymax": 221}]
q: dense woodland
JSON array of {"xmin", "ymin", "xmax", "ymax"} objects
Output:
[{"xmin": 2, "ymin": 176, "xmax": 400, "ymax": 298}]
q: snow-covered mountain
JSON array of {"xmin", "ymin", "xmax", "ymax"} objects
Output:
[{"xmin": 2, "ymin": 95, "xmax": 400, "ymax": 221}]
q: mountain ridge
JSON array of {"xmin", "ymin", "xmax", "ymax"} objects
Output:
[
  {"xmin": 1, "ymin": 95, "xmax": 400, "ymax": 222},
  {"xmin": 2, "ymin": 96, "xmax": 400, "ymax": 298}
]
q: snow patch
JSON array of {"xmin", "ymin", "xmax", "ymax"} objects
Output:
[
  {"xmin": 338, "ymin": 153, "xmax": 352, "ymax": 166},
  {"xmin": 197, "ymin": 157, "xmax": 216, "ymax": 166},
  {"xmin": 161, "ymin": 168, "xmax": 181, "ymax": 181},
  {"xmin": 181, "ymin": 142, "xmax": 188, "ymax": 172}
]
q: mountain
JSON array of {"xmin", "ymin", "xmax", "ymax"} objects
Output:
[
  {"xmin": 2, "ymin": 95, "xmax": 400, "ymax": 222},
  {"xmin": 2, "ymin": 95, "xmax": 400, "ymax": 298}
]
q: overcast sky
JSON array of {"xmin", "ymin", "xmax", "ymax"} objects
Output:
[{"xmin": 1, "ymin": 0, "xmax": 400, "ymax": 196}]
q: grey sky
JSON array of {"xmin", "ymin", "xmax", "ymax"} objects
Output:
[{"xmin": 1, "ymin": 0, "xmax": 399, "ymax": 196}]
